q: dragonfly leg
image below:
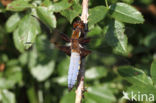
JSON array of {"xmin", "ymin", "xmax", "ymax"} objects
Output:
[
  {"xmin": 60, "ymin": 33, "xmax": 70, "ymax": 42},
  {"xmin": 80, "ymin": 48, "xmax": 91, "ymax": 58}
]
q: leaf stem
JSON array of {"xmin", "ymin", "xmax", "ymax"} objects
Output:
[{"xmin": 105, "ymin": 0, "xmax": 109, "ymax": 9}]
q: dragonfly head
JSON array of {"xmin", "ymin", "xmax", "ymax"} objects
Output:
[{"xmin": 73, "ymin": 20, "xmax": 85, "ymax": 31}]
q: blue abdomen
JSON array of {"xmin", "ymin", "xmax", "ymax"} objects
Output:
[{"xmin": 68, "ymin": 52, "xmax": 80, "ymax": 91}]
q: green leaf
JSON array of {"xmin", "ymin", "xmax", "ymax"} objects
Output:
[
  {"xmin": 121, "ymin": 0, "xmax": 134, "ymax": 4},
  {"xmin": 57, "ymin": 58, "xmax": 70, "ymax": 76},
  {"xmin": 101, "ymin": 55, "xmax": 117, "ymax": 66},
  {"xmin": 54, "ymin": 58, "xmax": 69, "ymax": 85},
  {"xmin": 53, "ymin": 75, "xmax": 67, "ymax": 86},
  {"xmin": 49, "ymin": 0, "xmax": 72, "ymax": 12},
  {"xmin": 5, "ymin": 13, "xmax": 21, "ymax": 33},
  {"xmin": 7, "ymin": 0, "xmax": 32, "ymax": 12},
  {"xmin": 13, "ymin": 15, "xmax": 41, "ymax": 52},
  {"xmin": 27, "ymin": 86, "xmax": 38, "ymax": 103},
  {"xmin": 1, "ymin": 89, "xmax": 16, "ymax": 103},
  {"xmin": 61, "ymin": 3, "xmax": 81, "ymax": 23},
  {"xmin": 0, "ymin": 66, "xmax": 22, "ymax": 89},
  {"xmin": 42, "ymin": 0, "xmax": 52, "ymax": 7},
  {"xmin": 151, "ymin": 60, "xmax": 156, "ymax": 85},
  {"xmin": 0, "ymin": 54, "xmax": 8, "ymax": 62},
  {"xmin": 36, "ymin": 6, "xmax": 56, "ymax": 29},
  {"xmin": 28, "ymin": 34, "xmax": 56, "ymax": 68},
  {"xmin": 60, "ymin": 91, "xmax": 75, "ymax": 103},
  {"xmin": 144, "ymin": 31, "xmax": 156, "ymax": 48},
  {"xmin": 5, "ymin": 67, "xmax": 22, "ymax": 83},
  {"xmin": 105, "ymin": 20, "xmax": 128, "ymax": 54},
  {"xmin": 139, "ymin": 0, "xmax": 153, "ymax": 5},
  {"xmin": 126, "ymin": 85, "xmax": 156, "ymax": 101},
  {"xmin": 85, "ymin": 86, "xmax": 116, "ymax": 103},
  {"xmin": 118, "ymin": 66, "xmax": 153, "ymax": 86},
  {"xmin": 0, "ymin": 26, "xmax": 6, "ymax": 44},
  {"xmin": 87, "ymin": 25, "xmax": 105, "ymax": 48},
  {"xmin": 30, "ymin": 61, "xmax": 55, "ymax": 82},
  {"xmin": 89, "ymin": 6, "xmax": 108, "ymax": 26},
  {"xmin": 110, "ymin": 2, "xmax": 144, "ymax": 24},
  {"xmin": 6, "ymin": 59, "xmax": 18, "ymax": 67},
  {"xmin": 119, "ymin": 66, "xmax": 156, "ymax": 101},
  {"xmin": 86, "ymin": 66, "xmax": 107, "ymax": 80},
  {"xmin": 74, "ymin": 0, "xmax": 80, "ymax": 4},
  {"xmin": 0, "ymin": 4, "xmax": 5, "ymax": 13},
  {"xmin": 88, "ymin": 25, "xmax": 102, "ymax": 37},
  {"xmin": 18, "ymin": 52, "xmax": 28, "ymax": 66},
  {"xmin": 28, "ymin": 35, "xmax": 56, "ymax": 82}
]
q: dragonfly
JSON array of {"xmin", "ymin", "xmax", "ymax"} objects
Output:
[
  {"xmin": 57, "ymin": 20, "xmax": 91, "ymax": 91},
  {"xmin": 56, "ymin": 22, "xmax": 131, "ymax": 91},
  {"xmin": 31, "ymin": 16, "xmax": 91, "ymax": 90},
  {"xmin": 32, "ymin": 16, "xmax": 131, "ymax": 90}
]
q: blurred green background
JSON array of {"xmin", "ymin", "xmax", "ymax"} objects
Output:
[{"xmin": 0, "ymin": 0, "xmax": 156, "ymax": 103}]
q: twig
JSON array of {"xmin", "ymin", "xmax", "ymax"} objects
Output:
[
  {"xmin": 75, "ymin": 0, "xmax": 89, "ymax": 103},
  {"xmin": 75, "ymin": 59, "xmax": 85, "ymax": 103},
  {"xmin": 80, "ymin": 0, "xmax": 89, "ymax": 24}
]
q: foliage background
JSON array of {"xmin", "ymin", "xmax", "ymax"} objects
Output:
[{"xmin": 0, "ymin": 0, "xmax": 156, "ymax": 103}]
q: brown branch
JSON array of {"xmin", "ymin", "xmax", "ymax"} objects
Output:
[{"xmin": 75, "ymin": 0, "xmax": 89, "ymax": 103}]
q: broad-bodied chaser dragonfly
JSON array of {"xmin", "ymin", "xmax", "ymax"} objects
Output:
[
  {"xmin": 56, "ymin": 20, "xmax": 91, "ymax": 91},
  {"xmin": 32, "ymin": 16, "xmax": 131, "ymax": 91}
]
